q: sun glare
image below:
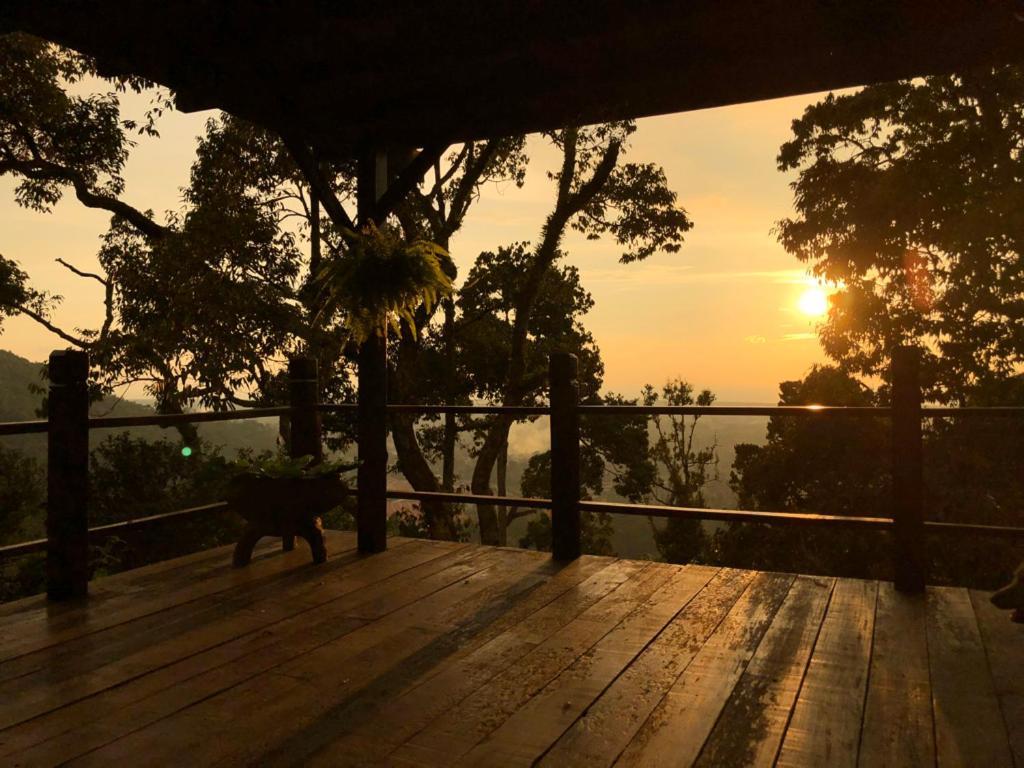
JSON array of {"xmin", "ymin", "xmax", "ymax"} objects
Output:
[{"xmin": 797, "ymin": 285, "xmax": 829, "ymax": 317}]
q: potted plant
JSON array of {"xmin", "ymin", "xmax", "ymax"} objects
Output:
[
  {"xmin": 226, "ymin": 454, "xmax": 352, "ymax": 567},
  {"xmin": 312, "ymin": 222, "xmax": 453, "ymax": 344}
]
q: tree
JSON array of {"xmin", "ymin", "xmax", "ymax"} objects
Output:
[
  {"xmin": 776, "ymin": 67, "xmax": 1024, "ymax": 402},
  {"xmin": 365, "ymin": 124, "xmax": 689, "ymax": 545},
  {"xmin": 0, "ymin": 35, "xmax": 306, "ymax": 447},
  {"xmin": 462, "ymin": 124, "xmax": 691, "ymax": 545},
  {"xmin": 0, "ymin": 445, "xmax": 44, "ymax": 546},
  {"xmin": 773, "ymin": 68, "xmax": 1024, "ymax": 586},
  {"xmin": 642, "ymin": 380, "xmax": 718, "ymax": 563},
  {"xmin": 720, "ymin": 366, "xmax": 892, "ymax": 578},
  {"xmin": 1, "ymin": 35, "xmax": 692, "ymax": 553},
  {"xmin": 87, "ymin": 433, "xmax": 246, "ymax": 571}
]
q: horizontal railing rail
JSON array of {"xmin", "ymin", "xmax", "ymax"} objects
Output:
[
  {"xmin": 0, "ymin": 419, "xmax": 48, "ymax": 436},
  {"xmin": 4, "ymin": 403, "xmax": 1023, "ymax": 439},
  {"xmin": 88, "ymin": 406, "xmax": 293, "ymax": 429},
  {"xmin": 0, "ymin": 502, "xmax": 232, "ymax": 559},
  {"xmin": 5, "ymin": 346, "xmax": 1024, "ymax": 602}
]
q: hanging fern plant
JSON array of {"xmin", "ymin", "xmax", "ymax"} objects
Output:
[{"xmin": 313, "ymin": 224, "xmax": 453, "ymax": 344}]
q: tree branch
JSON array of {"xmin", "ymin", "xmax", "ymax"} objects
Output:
[
  {"xmin": 371, "ymin": 142, "xmax": 449, "ymax": 224},
  {"xmin": 280, "ymin": 135, "xmax": 355, "ymax": 231},
  {"xmin": 14, "ymin": 303, "xmax": 89, "ymax": 348},
  {"xmin": 55, "ymin": 257, "xmax": 107, "ymax": 285},
  {"xmin": 1, "ymin": 157, "xmax": 168, "ymax": 240}
]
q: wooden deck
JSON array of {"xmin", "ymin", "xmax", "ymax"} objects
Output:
[{"xmin": 0, "ymin": 532, "xmax": 1021, "ymax": 767}]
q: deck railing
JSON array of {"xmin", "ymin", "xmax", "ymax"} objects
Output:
[{"xmin": 2, "ymin": 346, "xmax": 1023, "ymax": 601}]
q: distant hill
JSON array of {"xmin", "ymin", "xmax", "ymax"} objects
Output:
[{"xmin": 0, "ymin": 349, "xmax": 280, "ymax": 461}]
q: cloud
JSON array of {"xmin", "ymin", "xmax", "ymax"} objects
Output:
[
  {"xmin": 781, "ymin": 332, "xmax": 817, "ymax": 342},
  {"xmin": 745, "ymin": 335, "xmax": 767, "ymax": 344}
]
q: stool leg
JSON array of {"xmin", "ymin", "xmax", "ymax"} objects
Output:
[
  {"xmin": 298, "ymin": 517, "xmax": 327, "ymax": 564},
  {"xmin": 233, "ymin": 524, "xmax": 263, "ymax": 568}
]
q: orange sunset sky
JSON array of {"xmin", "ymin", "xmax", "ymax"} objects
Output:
[{"xmin": 0, "ymin": 88, "xmax": 842, "ymax": 402}]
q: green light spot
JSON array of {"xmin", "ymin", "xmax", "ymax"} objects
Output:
[{"xmin": 181, "ymin": 446, "xmax": 193, "ymax": 458}]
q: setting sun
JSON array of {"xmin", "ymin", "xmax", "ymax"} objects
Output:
[{"xmin": 797, "ymin": 285, "xmax": 829, "ymax": 317}]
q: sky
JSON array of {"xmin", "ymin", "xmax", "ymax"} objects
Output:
[{"xmin": 0, "ymin": 89, "xmax": 837, "ymax": 402}]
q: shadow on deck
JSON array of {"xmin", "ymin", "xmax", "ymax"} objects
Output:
[{"xmin": 0, "ymin": 532, "xmax": 1021, "ymax": 767}]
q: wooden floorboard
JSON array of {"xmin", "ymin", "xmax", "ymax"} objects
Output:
[
  {"xmin": 1, "ymin": 538, "xmax": 1018, "ymax": 768},
  {"xmin": 693, "ymin": 575, "xmax": 834, "ymax": 767},
  {"xmin": 539, "ymin": 568, "xmax": 755, "ymax": 768},
  {"xmin": 0, "ymin": 539, "xmax": 469, "ymax": 762},
  {"xmin": 66, "ymin": 546, "xmax": 554, "ymax": 766},
  {"xmin": 459, "ymin": 564, "xmax": 720, "ymax": 767},
  {"xmin": 391, "ymin": 560, "xmax": 665, "ymax": 766},
  {"xmin": 0, "ymin": 530, "xmax": 362, "ymax": 662},
  {"xmin": 300, "ymin": 556, "xmax": 630, "ymax": 766},
  {"xmin": 614, "ymin": 571, "xmax": 796, "ymax": 767},
  {"xmin": 858, "ymin": 581, "xmax": 935, "ymax": 768},
  {"xmin": 775, "ymin": 578, "xmax": 878, "ymax": 768},
  {"xmin": 927, "ymin": 587, "xmax": 1013, "ymax": 767},
  {"xmin": 970, "ymin": 589, "xmax": 1024, "ymax": 766}
]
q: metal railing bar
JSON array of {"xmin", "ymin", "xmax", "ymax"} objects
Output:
[
  {"xmin": 923, "ymin": 520, "xmax": 1024, "ymax": 538},
  {"xmin": 3, "ymin": 404, "xmax": 1022, "ymax": 439},
  {"xmin": 87, "ymin": 407, "xmax": 293, "ymax": 429},
  {"xmin": 385, "ymin": 405, "xmax": 550, "ymax": 416},
  {"xmin": 580, "ymin": 500, "xmax": 893, "ymax": 528},
  {"xmin": 921, "ymin": 407, "xmax": 1024, "ymax": 418},
  {"xmin": 385, "ymin": 489, "xmax": 552, "ymax": 509},
  {"xmin": 577, "ymin": 405, "xmax": 890, "ymax": 417},
  {"xmin": 315, "ymin": 403, "xmax": 358, "ymax": 413},
  {"xmin": 0, "ymin": 502, "xmax": 231, "ymax": 559}
]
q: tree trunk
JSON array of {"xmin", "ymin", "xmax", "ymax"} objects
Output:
[
  {"xmin": 471, "ymin": 415, "xmax": 514, "ymax": 544},
  {"xmin": 496, "ymin": 437, "xmax": 510, "ymax": 546},
  {"xmin": 390, "ymin": 333, "xmax": 456, "ymax": 539},
  {"xmin": 441, "ymin": 298, "xmax": 457, "ymax": 492}
]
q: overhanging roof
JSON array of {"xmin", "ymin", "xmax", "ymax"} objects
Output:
[{"xmin": 4, "ymin": 1, "xmax": 1024, "ymax": 155}]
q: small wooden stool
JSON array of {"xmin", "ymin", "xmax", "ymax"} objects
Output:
[{"xmin": 226, "ymin": 474, "xmax": 347, "ymax": 567}]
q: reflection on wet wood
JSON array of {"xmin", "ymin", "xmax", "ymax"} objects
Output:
[{"xmin": 0, "ymin": 534, "xmax": 1019, "ymax": 767}]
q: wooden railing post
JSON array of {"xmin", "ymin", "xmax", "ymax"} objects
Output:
[
  {"xmin": 288, "ymin": 356, "xmax": 321, "ymax": 463},
  {"xmin": 357, "ymin": 334, "xmax": 388, "ymax": 553},
  {"xmin": 47, "ymin": 349, "xmax": 90, "ymax": 600},
  {"xmin": 892, "ymin": 345, "xmax": 926, "ymax": 592},
  {"xmin": 285, "ymin": 356, "xmax": 321, "ymax": 552},
  {"xmin": 550, "ymin": 352, "xmax": 581, "ymax": 560}
]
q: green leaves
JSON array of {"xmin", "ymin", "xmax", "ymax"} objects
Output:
[
  {"xmin": 232, "ymin": 453, "xmax": 354, "ymax": 480},
  {"xmin": 312, "ymin": 223, "xmax": 454, "ymax": 344},
  {"xmin": 777, "ymin": 67, "xmax": 1024, "ymax": 401}
]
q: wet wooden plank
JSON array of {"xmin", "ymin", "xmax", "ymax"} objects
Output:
[
  {"xmin": 615, "ymin": 571, "xmax": 796, "ymax": 768},
  {"xmin": 390, "ymin": 561, "xmax": 669, "ymax": 766},
  {"xmin": 0, "ymin": 540, "xmax": 451, "ymax": 730},
  {"xmin": 775, "ymin": 578, "xmax": 878, "ymax": 768},
  {"xmin": 927, "ymin": 587, "xmax": 1013, "ymax": 767},
  {"xmin": 298, "ymin": 556, "xmax": 634, "ymax": 765},
  {"xmin": 0, "ymin": 540, "xmax": 475, "ymax": 762},
  {"xmin": 970, "ymin": 588, "xmax": 1024, "ymax": 766},
  {"xmin": 460, "ymin": 565, "xmax": 720, "ymax": 767},
  {"xmin": 539, "ymin": 568, "xmax": 755, "ymax": 768},
  {"xmin": 858, "ymin": 582, "xmax": 934, "ymax": 768},
  {"xmin": 0, "ymin": 537, "xmax": 378, "ymax": 689},
  {"xmin": 66, "ymin": 547, "xmax": 560, "ymax": 766},
  {"xmin": 694, "ymin": 575, "xmax": 834, "ymax": 767},
  {"xmin": 0, "ymin": 530, "xmax": 363, "ymax": 662}
]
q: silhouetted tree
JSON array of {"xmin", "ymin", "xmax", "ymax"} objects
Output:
[
  {"xmin": 0, "ymin": 445, "xmax": 44, "ymax": 545},
  {"xmin": 771, "ymin": 68, "xmax": 1024, "ymax": 585},
  {"xmin": 718, "ymin": 366, "xmax": 891, "ymax": 578},
  {"xmin": 641, "ymin": 380, "xmax": 717, "ymax": 563},
  {"xmin": 777, "ymin": 66, "xmax": 1024, "ymax": 403}
]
